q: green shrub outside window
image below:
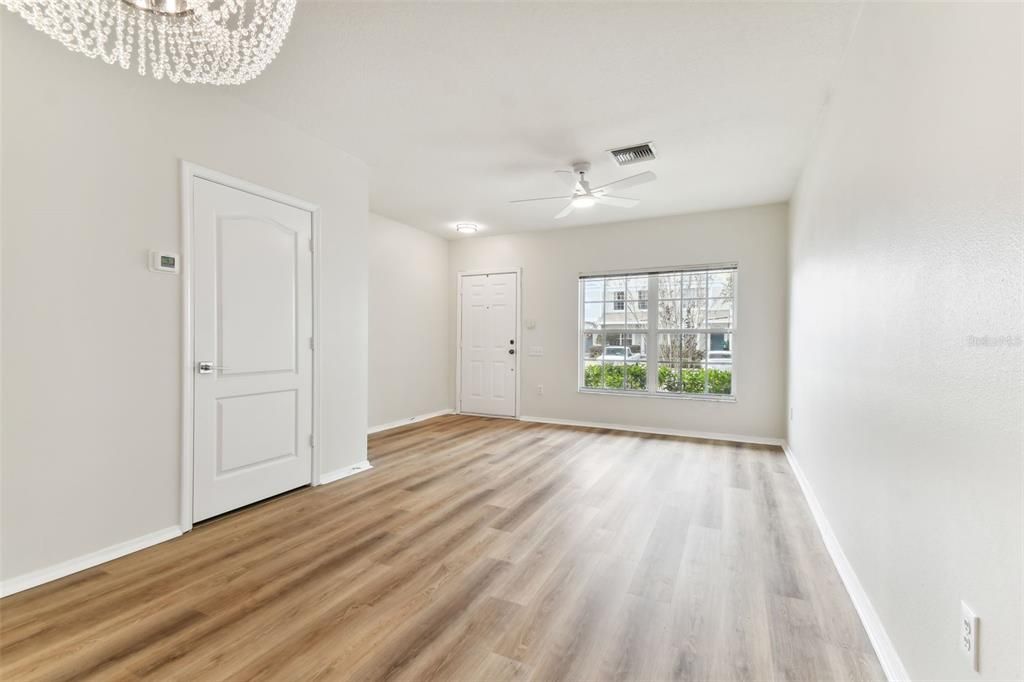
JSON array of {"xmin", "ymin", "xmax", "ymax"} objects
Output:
[{"xmin": 584, "ymin": 364, "xmax": 732, "ymax": 395}]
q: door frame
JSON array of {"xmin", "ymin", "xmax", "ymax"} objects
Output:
[
  {"xmin": 455, "ymin": 268, "xmax": 522, "ymax": 419},
  {"xmin": 179, "ymin": 161, "xmax": 323, "ymax": 532}
]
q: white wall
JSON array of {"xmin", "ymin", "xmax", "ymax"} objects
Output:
[
  {"xmin": 368, "ymin": 213, "xmax": 450, "ymax": 428},
  {"xmin": 1, "ymin": 19, "xmax": 369, "ymax": 582},
  {"xmin": 449, "ymin": 203, "xmax": 788, "ymax": 441},
  {"xmin": 788, "ymin": 3, "xmax": 1022, "ymax": 679},
  {"xmin": 0, "ymin": 11, "xmax": 5, "ymax": 585}
]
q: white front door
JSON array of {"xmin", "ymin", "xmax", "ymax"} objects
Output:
[
  {"xmin": 460, "ymin": 272, "xmax": 517, "ymax": 417},
  {"xmin": 192, "ymin": 178, "xmax": 314, "ymax": 522}
]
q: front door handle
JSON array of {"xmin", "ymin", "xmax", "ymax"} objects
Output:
[{"xmin": 197, "ymin": 361, "xmax": 228, "ymax": 374}]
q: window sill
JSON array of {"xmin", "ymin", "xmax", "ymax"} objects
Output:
[{"xmin": 577, "ymin": 388, "xmax": 737, "ymax": 403}]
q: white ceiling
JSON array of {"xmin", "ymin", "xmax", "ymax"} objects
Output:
[{"xmin": 233, "ymin": 1, "xmax": 861, "ymax": 238}]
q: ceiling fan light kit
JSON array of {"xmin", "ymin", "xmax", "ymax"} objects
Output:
[
  {"xmin": 511, "ymin": 160, "xmax": 657, "ymax": 219},
  {"xmin": 0, "ymin": 0, "xmax": 296, "ymax": 85}
]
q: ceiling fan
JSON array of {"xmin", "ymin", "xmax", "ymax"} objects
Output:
[{"xmin": 510, "ymin": 162, "xmax": 657, "ymax": 219}]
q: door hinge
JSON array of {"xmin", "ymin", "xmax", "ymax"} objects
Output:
[
  {"xmin": 309, "ymin": 434, "xmax": 314, "ymax": 448},
  {"xmin": 309, "ymin": 337, "xmax": 314, "ymax": 350},
  {"xmin": 309, "ymin": 238, "xmax": 314, "ymax": 253}
]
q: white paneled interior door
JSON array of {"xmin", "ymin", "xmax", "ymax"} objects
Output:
[
  {"xmin": 459, "ymin": 272, "xmax": 517, "ymax": 417},
  {"xmin": 192, "ymin": 178, "xmax": 313, "ymax": 522}
]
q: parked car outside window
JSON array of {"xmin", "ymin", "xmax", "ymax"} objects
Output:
[{"xmin": 597, "ymin": 346, "xmax": 646, "ymax": 362}]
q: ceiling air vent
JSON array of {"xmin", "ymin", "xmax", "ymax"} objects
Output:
[{"xmin": 608, "ymin": 142, "xmax": 656, "ymax": 166}]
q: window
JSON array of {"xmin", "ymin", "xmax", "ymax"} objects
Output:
[
  {"xmin": 580, "ymin": 266, "xmax": 736, "ymax": 398},
  {"xmin": 612, "ymin": 290, "xmax": 626, "ymax": 311}
]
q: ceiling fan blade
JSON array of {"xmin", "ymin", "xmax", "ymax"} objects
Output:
[
  {"xmin": 594, "ymin": 195, "xmax": 639, "ymax": 208},
  {"xmin": 591, "ymin": 170, "xmax": 657, "ymax": 194},
  {"xmin": 554, "ymin": 199, "xmax": 576, "ymax": 219},
  {"xmin": 509, "ymin": 195, "xmax": 573, "ymax": 204}
]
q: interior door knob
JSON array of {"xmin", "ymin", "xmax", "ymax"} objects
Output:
[{"xmin": 508, "ymin": 349, "xmax": 515, "ymax": 355}]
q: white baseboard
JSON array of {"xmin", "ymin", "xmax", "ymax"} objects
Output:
[
  {"xmin": 782, "ymin": 442, "xmax": 909, "ymax": 681},
  {"xmin": 518, "ymin": 415, "xmax": 784, "ymax": 447},
  {"xmin": 368, "ymin": 408, "xmax": 454, "ymax": 435},
  {"xmin": 2, "ymin": 456, "xmax": 376, "ymax": 597},
  {"xmin": 0, "ymin": 525, "xmax": 183, "ymax": 598},
  {"xmin": 319, "ymin": 460, "xmax": 373, "ymax": 485}
]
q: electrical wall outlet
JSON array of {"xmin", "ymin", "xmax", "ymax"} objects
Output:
[
  {"xmin": 960, "ymin": 601, "xmax": 979, "ymax": 672},
  {"xmin": 536, "ymin": 385, "xmax": 544, "ymax": 396}
]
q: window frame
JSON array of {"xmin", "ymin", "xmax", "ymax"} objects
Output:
[{"xmin": 577, "ymin": 263, "xmax": 738, "ymax": 402}]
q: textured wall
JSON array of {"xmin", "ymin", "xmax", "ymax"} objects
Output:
[
  {"xmin": 787, "ymin": 3, "xmax": 1023, "ymax": 678},
  {"xmin": 369, "ymin": 214, "xmax": 450, "ymax": 427}
]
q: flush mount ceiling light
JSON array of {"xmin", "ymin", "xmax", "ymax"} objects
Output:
[
  {"xmin": 456, "ymin": 223, "xmax": 479, "ymax": 234},
  {"xmin": 0, "ymin": 0, "xmax": 295, "ymax": 85}
]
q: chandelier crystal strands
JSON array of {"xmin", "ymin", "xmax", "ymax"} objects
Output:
[{"xmin": 0, "ymin": 0, "xmax": 296, "ymax": 85}]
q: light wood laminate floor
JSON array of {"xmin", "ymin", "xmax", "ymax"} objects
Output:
[{"xmin": 0, "ymin": 415, "xmax": 884, "ymax": 680}]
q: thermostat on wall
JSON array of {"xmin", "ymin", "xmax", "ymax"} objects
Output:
[{"xmin": 149, "ymin": 251, "xmax": 180, "ymax": 274}]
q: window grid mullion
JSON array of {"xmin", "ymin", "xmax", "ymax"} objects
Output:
[
  {"xmin": 646, "ymin": 274, "xmax": 657, "ymax": 394},
  {"xmin": 704, "ymin": 272, "xmax": 710, "ymax": 394},
  {"xmin": 601, "ymin": 277, "xmax": 607, "ymax": 385}
]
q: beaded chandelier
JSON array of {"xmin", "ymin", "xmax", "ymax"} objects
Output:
[{"xmin": 0, "ymin": 0, "xmax": 296, "ymax": 85}]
